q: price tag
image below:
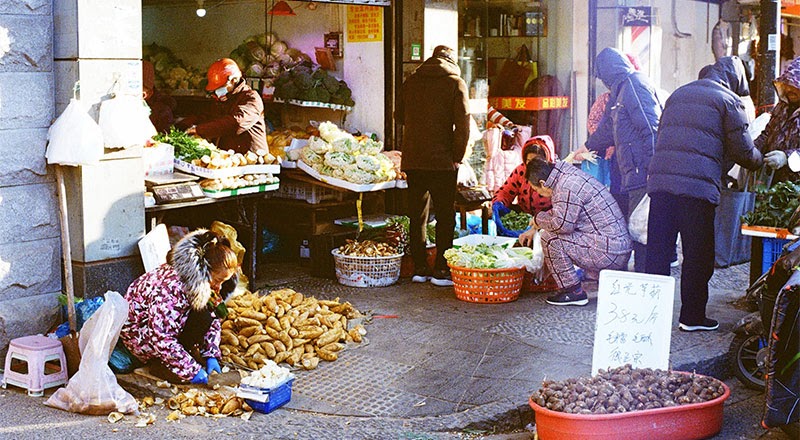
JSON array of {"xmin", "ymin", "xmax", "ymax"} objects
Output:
[{"xmin": 591, "ymin": 270, "xmax": 675, "ymax": 375}]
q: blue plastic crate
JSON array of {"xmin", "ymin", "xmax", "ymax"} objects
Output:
[
  {"xmin": 762, "ymin": 237, "xmax": 791, "ymax": 274},
  {"xmin": 241, "ymin": 379, "xmax": 293, "ymax": 414}
]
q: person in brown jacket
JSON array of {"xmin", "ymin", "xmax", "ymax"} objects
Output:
[
  {"xmin": 398, "ymin": 45, "xmax": 470, "ymax": 286},
  {"xmin": 186, "ymin": 58, "xmax": 268, "ymax": 154}
]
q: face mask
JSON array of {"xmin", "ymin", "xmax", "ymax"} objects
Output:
[{"xmin": 214, "ymin": 86, "xmax": 228, "ymax": 98}]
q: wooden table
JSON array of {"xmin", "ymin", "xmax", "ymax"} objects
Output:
[
  {"xmin": 454, "ymin": 199, "xmax": 492, "ymax": 234},
  {"xmin": 146, "ymin": 192, "xmax": 269, "ymax": 291}
]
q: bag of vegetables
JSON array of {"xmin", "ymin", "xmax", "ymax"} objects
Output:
[{"xmin": 492, "ymin": 202, "xmax": 533, "ymax": 237}]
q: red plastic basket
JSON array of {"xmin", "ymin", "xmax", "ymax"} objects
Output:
[
  {"xmin": 448, "ymin": 264, "xmax": 525, "ymax": 303},
  {"xmin": 529, "ymin": 376, "xmax": 730, "ymax": 440},
  {"xmin": 523, "ymin": 271, "xmax": 558, "ymax": 293}
]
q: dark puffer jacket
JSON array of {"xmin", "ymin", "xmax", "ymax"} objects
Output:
[
  {"xmin": 755, "ymin": 56, "xmax": 800, "ymax": 183},
  {"xmin": 586, "ymin": 48, "xmax": 661, "ymax": 193},
  {"xmin": 647, "ymin": 56, "xmax": 763, "ymax": 205},
  {"xmin": 398, "ymin": 56, "xmax": 470, "ymax": 171},
  {"xmin": 196, "ymin": 80, "xmax": 268, "ymax": 155}
]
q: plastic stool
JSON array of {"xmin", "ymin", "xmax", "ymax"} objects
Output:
[{"xmin": 2, "ymin": 335, "xmax": 68, "ymax": 396}]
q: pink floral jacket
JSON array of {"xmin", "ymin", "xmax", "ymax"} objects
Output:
[{"xmin": 120, "ymin": 264, "xmax": 221, "ymax": 381}]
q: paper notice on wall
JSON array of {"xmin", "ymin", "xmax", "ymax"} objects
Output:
[
  {"xmin": 347, "ymin": 5, "xmax": 383, "ymax": 42},
  {"xmin": 591, "ymin": 270, "xmax": 675, "ymax": 375}
]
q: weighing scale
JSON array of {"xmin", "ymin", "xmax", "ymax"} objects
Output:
[
  {"xmin": 145, "ymin": 172, "xmax": 204, "ymax": 205},
  {"xmin": 456, "ymin": 186, "xmax": 492, "ymax": 204}
]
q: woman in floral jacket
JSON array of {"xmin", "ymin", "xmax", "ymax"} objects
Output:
[{"xmin": 120, "ymin": 229, "xmax": 238, "ymax": 384}]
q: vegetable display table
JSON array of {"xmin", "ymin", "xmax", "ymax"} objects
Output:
[{"xmin": 146, "ymin": 192, "xmax": 271, "ymax": 291}]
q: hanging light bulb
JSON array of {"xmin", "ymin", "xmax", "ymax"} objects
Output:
[{"xmin": 196, "ymin": 0, "xmax": 207, "ymax": 17}]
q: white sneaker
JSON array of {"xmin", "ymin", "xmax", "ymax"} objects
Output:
[
  {"xmin": 670, "ymin": 259, "xmax": 680, "ymax": 268},
  {"xmin": 411, "ymin": 274, "xmax": 430, "ymax": 283}
]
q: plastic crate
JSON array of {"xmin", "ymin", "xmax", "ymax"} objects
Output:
[
  {"xmin": 240, "ymin": 378, "xmax": 293, "ymax": 414},
  {"xmin": 762, "ymin": 237, "xmax": 791, "ymax": 274},
  {"xmin": 272, "ymin": 180, "xmax": 344, "ymax": 204}
]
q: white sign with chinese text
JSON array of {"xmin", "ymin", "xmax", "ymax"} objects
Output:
[{"xmin": 591, "ymin": 270, "xmax": 675, "ymax": 375}]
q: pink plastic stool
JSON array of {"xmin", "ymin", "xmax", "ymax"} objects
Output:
[{"xmin": 2, "ymin": 335, "xmax": 68, "ymax": 396}]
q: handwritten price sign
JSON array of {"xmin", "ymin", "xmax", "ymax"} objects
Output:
[{"xmin": 591, "ymin": 270, "xmax": 675, "ymax": 375}]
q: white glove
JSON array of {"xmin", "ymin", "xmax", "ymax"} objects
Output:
[{"xmin": 765, "ymin": 150, "xmax": 788, "ymax": 169}]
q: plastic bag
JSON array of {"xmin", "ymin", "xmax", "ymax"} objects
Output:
[
  {"xmin": 628, "ymin": 194, "xmax": 650, "ymax": 245},
  {"xmin": 99, "ymin": 95, "xmax": 157, "ymax": 149},
  {"xmin": 45, "ymin": 291, "xmax": 139, "ymax": 415},
  {"xmin": 45, "ymin": 98, "xmax": 104, "ymax": 166}
]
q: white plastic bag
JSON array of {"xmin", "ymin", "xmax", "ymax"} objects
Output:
[
  {"xmin": 45, "ymin": 291, "xmax": 139, "ymax": 415},
  {"xmin": 99, "ymin": 95, "xmax": 157, "ymax": 149},
  {"xmin": 45, "ymin": 98, "xmax": 104, "ymax": 166},
  {"xmin": 628, "ymin": 194, "xmax": 650, "ymax": 245}
]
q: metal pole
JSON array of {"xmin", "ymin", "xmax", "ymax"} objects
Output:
[{"xmin": 757, "ymin": 0, "xmax": 779, "ymax": 111}]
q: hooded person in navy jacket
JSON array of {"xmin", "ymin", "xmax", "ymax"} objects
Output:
[
  {"xmin": 585, "ymin": 47, "xmax": 662, "ymax": 273},
  {"xmin": 646, "ymin": 56, "xmax": 763, "ymax": 332}
]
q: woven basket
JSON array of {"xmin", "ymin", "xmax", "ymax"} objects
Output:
[
  {"xmin": 331, "ymin": 249, "xmax": 403, "ymax": 288},
  {"xmin": 448, "ymin": 264, "xmax": 525, "ymax": 303}
]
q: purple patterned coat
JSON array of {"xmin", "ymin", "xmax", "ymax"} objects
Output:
[{"xmin": 120, "ymin": 229, "xmax": 224, "ymax": 381}]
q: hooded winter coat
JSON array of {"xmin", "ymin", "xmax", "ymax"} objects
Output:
[
  {"xmin": 754, "ymin": 56, "xmax": 800, "ymax": 183},
  {"xmin": 120, "ymin": 229, "xmax": 228, "ymax": 381},
  {"xmin": 195, "ymin": 80, "xmax": 268, "ymax": 155},
  {"xmin": 647, "ymin": 56, "xmax": 763, "ymax": 205},
  {"xmin": 398, "ymin": 56, "xmax": 470, "ymax": 171},
  {"xmin": 586, "ymin": 48, "xmax": 661, "ymax": 193}
]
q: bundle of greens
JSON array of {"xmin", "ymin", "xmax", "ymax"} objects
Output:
[
  {"xmin": 153, "ymin": 127, "xmax": 211, "ymax": 162},
  {"xmin": 444, "ymin": 244, "xmax": 537, "ymax": 272},
  {"xmin": 742, "ymin": 181, "xmax": 800, "ymax": 228}
]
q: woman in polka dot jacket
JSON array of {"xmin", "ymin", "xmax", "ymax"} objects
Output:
[{"xmin": 491, "ymin": 135, "xmax": 556, "ymax": 237}]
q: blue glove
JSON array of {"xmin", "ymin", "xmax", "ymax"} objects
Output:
[
  {"xmin": 492, "ymin": 202, "xmax": 524, "ymax": 238},
  {"xmin": 190, "ymin": 368, "xmax": 209, "ymax": 384},
  {"xmin": 206, "ymin": 358, "xmax": 221, "ymax": 375}
]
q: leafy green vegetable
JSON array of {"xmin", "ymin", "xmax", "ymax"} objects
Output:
[
  {"xmin": 742, "ymin": 181, "xmax": 800, "ymax": 228},
  {"xmin": 501, "ymin": 211, "xmax": 533, "ymax": 231},
  {"xmin": 153, "ymin": 126, "xmax": 211, "ymax": 161},
  {"xmin": 444, "ymin": 244, "xmax": 535, "ymax": 271}
]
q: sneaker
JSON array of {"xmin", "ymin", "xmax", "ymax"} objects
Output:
[
  {"xmin": 546, "ymin": 289, "xmax": 589, "ymax": 306},
  {"xmin": 678, "ymin": 318, "xmax": 719, "ymax": 332},
  {"xmin": 430, "ymin": 270, "xmax": 454, "ymax": 287},
  {"xmin": 670, "ymin": 259, "xmax": 680, "ymax": 268},
  {"xmin": 411, "ymin": 274, "xmax": 430, "ymax": 283}
]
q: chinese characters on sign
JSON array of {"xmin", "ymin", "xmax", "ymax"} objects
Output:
[
  {"xmin": 591, "ymin": 270, "xmax": 675, "ymax": 375},
  {"xmin": 487, "ymin": 96, "xmax": 569, "ymax": 111},
  {"xmin": 347, "ymin": 6, "xmax": 383, "ymax": 43}
]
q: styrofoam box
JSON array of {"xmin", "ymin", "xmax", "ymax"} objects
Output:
[
  {"xmin": 143, "ymin": 143, "xmax": 174, "ymax": 176},
  {"xmin": 174, "ymin": 159, "xmax": 280, "ymax": 179},
  {"xmin": 297, "ymin": 160, "xmax": 396, "ymax": 192},
  {"xmin": 453, "ymin": 235, "xmax": 517, "ymax": 248}
]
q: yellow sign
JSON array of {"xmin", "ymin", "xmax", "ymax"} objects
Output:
[{"xmin": 347, "ymin": 5, "xmax": 383, "ymax": 42}]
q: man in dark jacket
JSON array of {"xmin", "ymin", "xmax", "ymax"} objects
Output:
[
  {"xmin": 646, "ymin": 56, "xmax": 763, "ymax": 332},
  {"xmin": 398, "ymin": 45, "xmax": 470, "ymax": 286},
  {"xmin": 586, "ymin": 47, "xmax": 662, "ymax": 272},
  {"xmin": 187, "ymin": 58, "xmax": 268, "ymax": 155}
]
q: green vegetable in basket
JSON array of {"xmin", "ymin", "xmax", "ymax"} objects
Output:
[
  {"xmin": 742, "ymin": 181, "xmax": 800, "ymax": 228},
  {"xmin": 501, "ymin": 211, "xmax": 533, "ymax": 231},
  {"xmin": 444, "ymin": 244, "xmax": 535, "ymax": 272},
  {"xmin": 153, "ymin": 126, "xmax": 211, "ymax": 161}
]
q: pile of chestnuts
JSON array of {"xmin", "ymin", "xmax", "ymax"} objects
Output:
[{"xmin": 531, "ymin": 364, "xmax": 726, "ymax": 415}]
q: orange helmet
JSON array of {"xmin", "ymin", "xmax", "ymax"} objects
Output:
[{"xmin": 205, "ymin": 58, "xmax": 241, "ymax": 91}]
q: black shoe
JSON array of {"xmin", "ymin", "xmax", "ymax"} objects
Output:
[
  {"xmin": 546, "ymin": 289, "xmax": 588, "ymax": 306},
  {"xmin": 678, "ymin": 318, "xmax": 719, "ymax": 332},
  {"xmin": 430, "ymin": 269, "xmax": 454, "ymax": 287}
]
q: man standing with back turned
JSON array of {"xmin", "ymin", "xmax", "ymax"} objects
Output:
[{"xmin": 398, "ymin": 45, "xmax": 470, "ymax": 287}]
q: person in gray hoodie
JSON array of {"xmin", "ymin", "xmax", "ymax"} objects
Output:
[
  {"xmin": 586, "ymin": 47, "xmax": 662, "ymax": 273},
  {"xmin": 646, "ymin": 56, "xmax": 763, "ymax": 332},
  {"xmin": 398, "ymin": 45, "xmax": 470, "ymax": 287}
]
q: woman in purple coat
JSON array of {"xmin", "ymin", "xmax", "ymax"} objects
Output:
[{"xmin": 120, "ymin": 229, "xmax": 238, "ymax": 384}]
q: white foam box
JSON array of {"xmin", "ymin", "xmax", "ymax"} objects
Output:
[
  {"xmin": 297, "ymin": 160, "xmax": 396, "ymax": 192},
  {"xmin": 174, "ymin": 159, "xmax": 280, "ymax": 179},
  {"xmin": 453, "ymin": 234, "xmax": 517, "ymax": 248},
  {"xmin": 143, "ymin": 142, "xmax": 174, "ymax": 176}
]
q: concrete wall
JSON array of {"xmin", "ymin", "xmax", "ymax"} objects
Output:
[{"xmin": 0, "ymin": 0, "xmax": 62, "ymax": 360}]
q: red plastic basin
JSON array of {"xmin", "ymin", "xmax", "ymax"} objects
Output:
[{"xmin": 529, "ymin": 376, "xmax": 730, "ymax": 440}]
